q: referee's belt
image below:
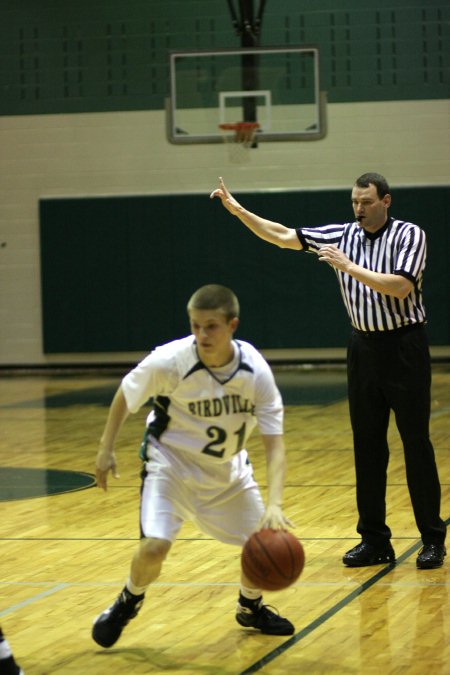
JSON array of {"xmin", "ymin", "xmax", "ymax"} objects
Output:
[{"xmin": 352, "ymin": 323, "xmax": 425, "ymax": 338}]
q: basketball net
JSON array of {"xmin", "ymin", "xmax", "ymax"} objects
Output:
[{"xmin": 219, "ymin": 122, "xmax": 260, "ymax": 164}]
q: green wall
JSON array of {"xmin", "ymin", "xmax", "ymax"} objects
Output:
[
  {"xmin": 40, "ymin": 186, "xmax": 450, "ymax": 354},
  {"xmin": 1, "ymin": 0, "xmax": 448, "ymax": 115}
]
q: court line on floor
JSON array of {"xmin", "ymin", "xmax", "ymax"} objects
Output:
[
  {"xmin": 431, "ymin": 405, "xmax": 450, "ymax": 419},
  {"xmin": 240, "ymin": 526, "xmax": 449, "ymax": 674},
  {"xmin": 0, "ymin": 583, "xmax": 68, "ymax": 618},
  {"xmin": 1, "ymin": 577, "xmax": 448, "ymax": 591},
  {"xmin": 2, "ymin": 534, "xmax": 447, "ymax": 612}
]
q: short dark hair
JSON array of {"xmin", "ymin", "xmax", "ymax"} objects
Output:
[
  {"xmin": 187, "ymin": 284, "xmax": 240, "ymax": 321},
  {"xmin": 355, "ymin": 172, "xmax": 390, "ymax": 199}
]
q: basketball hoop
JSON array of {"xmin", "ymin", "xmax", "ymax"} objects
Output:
[
  {"xmin": 219, "ymin": 122, "xmax": 260, "ymax": 164},
  {"xmin": 219, "ymin": 122, "xmax": 260, "ymax": 148}
]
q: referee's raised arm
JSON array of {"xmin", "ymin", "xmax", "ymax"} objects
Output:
[{"xmin": 210, "ymin": 177, "xmax": 301, "ymax": 250}]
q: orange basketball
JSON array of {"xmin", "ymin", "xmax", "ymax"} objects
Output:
[{"xmin": 241, "ymin": 529, "xmax": 305, "ymax": 591}]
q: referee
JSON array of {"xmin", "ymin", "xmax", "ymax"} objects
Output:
[{"xmin": 211, "ymin": 172, "xmax": 447, "ymax": 569}]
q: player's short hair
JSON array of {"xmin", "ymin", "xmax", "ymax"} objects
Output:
[
  {"xmin": 355, "ymin": 172, "xmax": 390, "ymax": 199},
  {"xmin": 187, "ymin": 284, "xmax": 240, "ymax": 321}
]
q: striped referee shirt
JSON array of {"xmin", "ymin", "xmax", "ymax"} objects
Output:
[{"xmin": 296, "ymin": 217, "xmax": 427, "ymax": 332}]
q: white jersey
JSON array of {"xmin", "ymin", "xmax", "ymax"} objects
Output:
[{"xmin": 121, "ymin": 336, "xmax": 283, "ymax": 464}]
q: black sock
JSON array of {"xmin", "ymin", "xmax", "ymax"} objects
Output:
[
  {"xmin": 122, "ymin": 586, "xmax": 145, "ymax": 604},
  {"xmin": 239, "ymin": 593, "xmax": 262, "ymax": 609}
]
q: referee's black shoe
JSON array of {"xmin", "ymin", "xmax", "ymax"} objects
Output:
[
  {"xmin": 92, "ymin": 588, "xmax": 144, "ymax": 648},
  {"xmin": 416, "ymin": 544, "xmax": 446, "ymax": 569},
  {"xmin": 343, "ymin": 541, "xmax": 396, "ymax": 567}
]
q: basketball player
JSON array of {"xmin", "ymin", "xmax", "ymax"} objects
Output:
[
  {"xmin": 211, "ymin": 174, "xmax": 446, "ymax": 570},
  {"xmin": 92, "ymin": 284, "xmax": 295, "ymax": 648}
]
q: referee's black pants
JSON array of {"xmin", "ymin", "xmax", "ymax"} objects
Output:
[{"xmin": 347, "ymin": 325, "xmax": 446, "ymax": 547}]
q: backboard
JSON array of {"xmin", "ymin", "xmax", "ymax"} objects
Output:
[{"xmin": 167, "ymin": 46, "xmax": 326, "ymax": 144}]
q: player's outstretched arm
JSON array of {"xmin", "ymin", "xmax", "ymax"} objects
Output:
[
  {"xmin": 210, "ymin": 177, "xmax": 302, "ymax": 251},
  {"xmin": 95, "ymin": 385, "xmax": 130, "ymax": 491},
  {"xmin": 258, "ymin": 434, "xmax": 295, "ymax": 530}
]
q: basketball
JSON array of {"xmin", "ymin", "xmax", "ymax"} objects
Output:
[{"xmin": 241, "ymin": 529, "xmax": 305, "ymax": 591}]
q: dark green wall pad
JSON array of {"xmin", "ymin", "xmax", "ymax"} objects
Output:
[
  {"xmin": 40, "ymin": 186, "xmax": 449, "ymax": 353},
  {"xmin": 1, "ymin": 0, "xmax": 448, "ymax": 115}
]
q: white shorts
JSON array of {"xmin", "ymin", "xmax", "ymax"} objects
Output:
[{"xmin": 140, "ymin": 442, "xmax": 265, "ymax": 546}]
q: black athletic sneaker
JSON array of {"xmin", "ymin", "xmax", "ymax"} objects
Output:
[
  {"xmin": 236, "ymin": 598, "xmax": 295, "ymax": 636},
  {"xmin": 92, "ymin": 589, "xmax": 145, "ymax": 648},
  {"xmin": 0, "ymin": 654, "xmax": 24, "ymax": 675}
]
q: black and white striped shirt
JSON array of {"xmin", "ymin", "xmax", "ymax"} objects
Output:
[{"xmin": 296, "ymin": 217, "xmax": 427, "ymax": 332}]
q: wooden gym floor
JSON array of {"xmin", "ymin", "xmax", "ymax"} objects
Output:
[{"xmin": 1, "ymin": 364, "xmax": 449, "ymax": 674}]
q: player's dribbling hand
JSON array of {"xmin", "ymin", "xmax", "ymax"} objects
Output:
[
  {"xmin": 95, "ymin": 446, "xmax": 120, "ymax": 491},
  {"xmin": 210, "ymin": 177, "xmax": 242, "ymax": 216},
  {"xmin": 258, "ymin": 504, "xmax": 295, "ymax": 531}
]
